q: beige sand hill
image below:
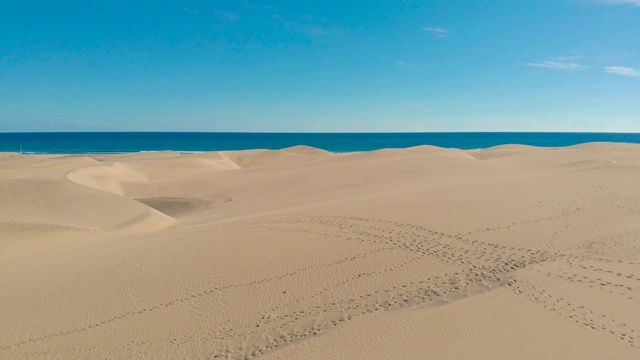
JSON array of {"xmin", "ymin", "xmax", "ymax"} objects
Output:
[{"xmin": 1, "ymin": 143, "xmax": 639, "ymax": 359}]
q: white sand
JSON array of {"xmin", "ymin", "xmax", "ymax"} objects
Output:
[{"xmin": 1, "ymin": 143, "xmax": 639, "ymax": 359}]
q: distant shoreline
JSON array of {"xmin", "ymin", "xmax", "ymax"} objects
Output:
[
  {"xmin": 2, "ymin": 141, "xmax": 640, "ymax": 157},
  {"xmin": 2, "ymin": 132, "xmax": 640, "ymax": 154}
]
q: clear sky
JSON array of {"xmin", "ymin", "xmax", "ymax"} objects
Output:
[{"xmin": 1, "ymin": 0, "xmax": 639, "ymax": 132}]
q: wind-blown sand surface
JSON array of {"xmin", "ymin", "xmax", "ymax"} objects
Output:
[{"xmin": 1, "ymin": 143, "xmax": 640, "ymax": 359}]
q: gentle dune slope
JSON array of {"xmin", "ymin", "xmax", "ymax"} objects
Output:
[
  {"xmin": 0, "ymin": 155, "xmax": 99, "ymax": 179},
  {"xmin": 1, "ymin": 143, "xmax": 640, "ymax": 359},
  {"xmin": 262, "ymin": 289, "xmax": 638, "ymax": 360},
  {"xmin": 67, "ymin": 155, "xmax": 240, "ymax": 195},
  {"xmin": 0, "ymin": 176, "xmax": 174, "ymax": 234},
  {"xmin": 337, "ymin": 145, "xmax": 474, "ymax": 162},
  {"xmin": 221, "ymin": 147, "xmax": 330, "ymax": 168},
  {"xmin": 0, "ymin": 222, "xmax": 88, "ymax": 264},
  {"xmin": 468, "ymin": 144, "xmax": 543, "ymax": 160},
  {"xmin": 0, "ymin": 156, "xmax": 174, "ymax": 234},
  {"xmin": 569, "ymin": 142, "xmax": 640, "ymax": 151}
]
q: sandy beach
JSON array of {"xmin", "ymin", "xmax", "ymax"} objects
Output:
[{"xmin": 1, "ymin": 143, "xmax": 639, "ymax": 359}]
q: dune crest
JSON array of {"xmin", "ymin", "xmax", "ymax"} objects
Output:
[
  {"xmin": 568, "ymin": 142, "xmax": 640, "ymax": 151},
  {"xmin": 282, "ymin": 145, "xmax": 333, "ymax": 155},
  {"xmin": 221, "ymin": 148, "xmax": 330, "ymax": 168},
  {"xmin": 67, "ymin": 163, "xmax": 148, "ymax": 195},
  {"xmin": 468, "ymin": 144, "xmax": 543, "ymax": 160}
]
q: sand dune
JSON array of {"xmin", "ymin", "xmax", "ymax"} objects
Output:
[
  {"xmin": 469, "ymin": 144, "xmax": 543, "ymax": 160},
  {"xmin": 67, "ymin": 162, "xmax": 149, "ymax": 195},
  {"xmin": 221, "ymin": 147, "xmax": 331, "ymax": 168},
  {"xmin": 1, "ymin": 143, "xmax": 639, "ymax": 359},
  {"xmin": 0, "ymin": 155, "xmax": 174, "ymax": 234},
  {"xmin": 282, "ymin": 145, "xmax": 333, "ymax": 155}
]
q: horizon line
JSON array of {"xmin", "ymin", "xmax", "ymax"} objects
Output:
[{"xmin": 2, "ymin": 131, "xmax": 640, "ymax": 135}]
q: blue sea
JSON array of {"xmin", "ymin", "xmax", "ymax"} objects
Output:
[{"xmin": 1, "ymin": 132, "xmax": 640, "ymax": 154}]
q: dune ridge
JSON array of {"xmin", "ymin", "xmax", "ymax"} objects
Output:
[{"xmin": 1, "ymin": 142, "xmax": 639, "ymax": 359}]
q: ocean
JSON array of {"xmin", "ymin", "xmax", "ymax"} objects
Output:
[{"xmin": 1, "ymin": 132, "xmax": 640, "ymax": 154}]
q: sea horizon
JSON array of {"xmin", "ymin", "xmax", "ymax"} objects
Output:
[{"xmin": 2, "ymin": 131, "xmax": 640, "ymax": 154}]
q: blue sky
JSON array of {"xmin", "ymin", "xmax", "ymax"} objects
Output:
[{"xmin": 1, "ymin": 0, "xmax": 639, "ymax": 132}]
